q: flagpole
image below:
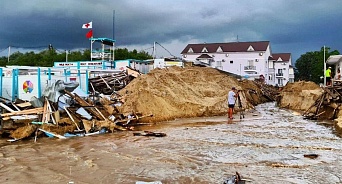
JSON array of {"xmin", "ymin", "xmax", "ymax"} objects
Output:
[
  {"xmin": 90, "ymin": 37, "xmax": 93, "ymax": 61},
  {"xmin": 91, "ymin": 20, "xmax": 93, "ymax": 61}
]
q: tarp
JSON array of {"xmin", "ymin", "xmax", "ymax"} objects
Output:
[{"xmin": 42, "ymin": 80, "xmax": 79, "ymax": 102}]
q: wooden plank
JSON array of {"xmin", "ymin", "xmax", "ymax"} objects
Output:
[
  {"xmin": 46, "ymin": 99, "xmax": 56, "ymax": 124},
  {"xmin": 54, "ymin": 111, "xmax": 60, "ymax": 125},
  {"xmin": 64, "ymin": 90, "xmax": 105, "ymax": 120},
  {"xmin": 16, "ymin": 102, "xmax": 32, "ymax": 108},
  {"xmin": 41, "ymin": 100, "xmax": 48, "ymax": 123},
  {"xmin": 0, "ymin": 107, "xmax": 43, "ymax": 117},
  {"xmin": 64, "ymin": 107, "xmax": 81, "ymax": 131}
]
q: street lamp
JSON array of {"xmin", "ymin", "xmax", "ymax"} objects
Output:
[{"xmin": 324, "ymin": 45, "xmax": 326, "ymax": 86}]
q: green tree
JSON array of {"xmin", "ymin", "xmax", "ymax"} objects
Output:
[
  {"xmin": 295, "ymin": 47, "xmax": 339, "ymax": 84},
  {"xmin": 2, "ymin": 47, "xmax": 152, "ymax": 67}
]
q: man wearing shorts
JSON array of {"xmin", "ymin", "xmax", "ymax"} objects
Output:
[{"xmin": 228, "ymin": 87, "xmax": 238, "ymax": 120}]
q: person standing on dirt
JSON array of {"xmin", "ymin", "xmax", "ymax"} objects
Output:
[
  {"xmin": 326, "ymin": 66, "xmax": 332, "ymax": 86},
  {"xmin": 228, "ymin": 87, "xmax": 238, "ymax": 120}
]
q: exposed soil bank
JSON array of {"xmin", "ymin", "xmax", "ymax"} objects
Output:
[
  {"xmin": 117, "ymin": 66, "xmax": 269, "ymax": 123},
  {"xmin": 278, "ymin": 81, "xmax": 342, "ymax": 131},
  {"xmin": 277, "ymin": 81, "xmax": 322, "ymax": 111}
]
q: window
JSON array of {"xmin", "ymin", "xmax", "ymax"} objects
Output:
[
  {"xmin": 216, "ymin": 60, "xmax": 222, "ymax": 68},
  {"xmin": 269, "ymin": 75, "xmax": 273, "ymax": 81},
  {"xmin": 230, "ymin": 60, "xmax": 233, "ymax": 64},
  {"xmin": 268, "ymin": 61, "xmax": 274, "ymax": 68},
  {"xmin": 247, "ymin": 45, "xmax": 255, "ymax": 51},
  {"xmin": 201, "ymin": 47, "xmax": 208, "ymax": 53},
  {"xmin": 216, "ymin": 46, "xmax": 223, "ymax": 52},
  {"xmin": 278, "ymin": 78, "xmax": 283, "ymax": 86},
  {"xmin": 248, "ymin": 60, "xmax": 254, "ymax": 66}
]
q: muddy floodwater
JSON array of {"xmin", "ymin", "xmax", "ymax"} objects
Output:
[{"xmin": 1, "ymin": 102, "xmax": 342, "ymax": 184}]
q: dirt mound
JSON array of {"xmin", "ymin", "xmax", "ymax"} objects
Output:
[
  {"xmin": 282, "ymin": 81, "xmax": 320, "ymax": 92},
  {"xmin": 117, "ymin": 66, "xmax": 265, "ymax": 122},
  {"xmin": 278, "ymin": 81, "xmax": 323, "ymax": 111}
]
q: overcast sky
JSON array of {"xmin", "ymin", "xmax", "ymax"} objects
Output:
[{"xmin": 1, "ymin": 0, "xmax": 342, "ymax": 62}]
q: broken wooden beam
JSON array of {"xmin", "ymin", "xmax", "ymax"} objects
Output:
[
  {"xmin": 0, "ymin": 107, "xmax": 43, "ymax": 117},
  {"xmin": 64, "ymin": 90, "xmax": 105, "ymax": 120}
]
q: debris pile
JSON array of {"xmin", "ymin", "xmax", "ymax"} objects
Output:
[
  {"xmin": 302, "ymin": 86, "xmax": 342, "ymax": 120},
  {"xmin": 0, "ymin": 76, "xmax": 150, "ymax": 141},
  {"xmin": 253, "ymin": 81, "xmax": 279, "ymax": 101},
  {"xmin": 88, "ymin": 67, "xmax": 141, "ymax": 95}
]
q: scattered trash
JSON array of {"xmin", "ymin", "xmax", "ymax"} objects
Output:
[
  {"xmin": 136, "ymin": 181, "xmax": 162, "ymax": 184},
  {"xmin": 133, "ymin": 131, "xmax": 166, "ymax": 137},
  {"xmin": 303, "ymin": 154, "xmax": 319, "ymax": 159},
  {"xmin": 223, "ymin": 172, "xmax": 245, "ymax": 184}
]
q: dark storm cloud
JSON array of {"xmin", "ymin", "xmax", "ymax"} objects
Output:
[{"xmin": 1, "ymin": 0, "xmax": 342, "ymax": 60}]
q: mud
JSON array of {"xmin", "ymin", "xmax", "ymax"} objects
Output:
[{"xmin": 1, "ymin": 102, "xmax": 342, "ymax": 184}]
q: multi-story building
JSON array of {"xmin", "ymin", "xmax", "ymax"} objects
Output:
[
  {"xmin": 268, "ymin": 53, "xmax": 294, "ymax": 86},
  {"xmin": 180, "ymin": 41, "xmax": 294, "ymax": 86}
]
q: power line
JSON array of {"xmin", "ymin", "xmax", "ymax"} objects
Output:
[
  {"xmin": 0, "ymin": 47, "xmax": 8, "ymax": 55},
  {"xmin": 155, "ymin": 42, "xmax": 176, "ymax": 58},
  {"xmin": 142, "ymin": 46, "xmax": 154, "ymax": 51},
  {"xmin": 10, "ymin": 45, "xmax": 48, "ymax": 49}
]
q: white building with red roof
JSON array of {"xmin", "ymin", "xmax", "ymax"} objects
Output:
[{"xmin": 181, "ymin": 41, "xmax": 294, "ymax": 86}]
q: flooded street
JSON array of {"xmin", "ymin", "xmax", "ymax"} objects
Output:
[{"xmin": 1, "ymin": 102, "xmax": 342, "ymax": 184}]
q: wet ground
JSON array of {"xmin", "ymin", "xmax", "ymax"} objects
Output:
[{"xmin": 1, "ymin": 102, "xmax": 342, "ymax": 184}]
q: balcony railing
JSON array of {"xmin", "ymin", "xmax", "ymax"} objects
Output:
[
  {"xmin": 276, "ymin": 73, "xmax": 284, "ymax": 77},
  {"xmin": 244, "ymin": 66, "xmax": 256, "ymax": 71}
]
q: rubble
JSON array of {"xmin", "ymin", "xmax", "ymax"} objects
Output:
[
  {"xmin": 0, "ymin": 70, "xmax": 150, "ymax": 141},
  {"xmin": 0, "ymin": 66, "xmax": 277, "ymax": 141},
  {"xmin": 88, "ymin": 69, "xmax": 137, "ymax": 95}
]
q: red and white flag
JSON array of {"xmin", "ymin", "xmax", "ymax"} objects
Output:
[
  {"xmin": 86, "ymin": 30, "xmax": 93, "ymax": 38},
  {"xmin": 82, "ymin": 21, "xmax": 92, "ymax": 29}
]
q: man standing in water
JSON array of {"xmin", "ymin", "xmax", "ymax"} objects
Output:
[{"xmin": 228, "ymin": 87, "xmax": 238, "ymax": 120}]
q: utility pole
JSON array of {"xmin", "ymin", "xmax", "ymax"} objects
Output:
[
  {"xmin": 153, "ymin": 42, "xmax": 156, "ymax": 59},
  {"xmin": 113, "ymin": 10, "xmax": 115, "ymax": 40},
  {"xmin": 66, "ymin": 50, "xmax": 68, "ymax": 62},
  {"xmin": 7, "ymin": 46, "xmax": 10, "ymax": 63},
  {"xmin": 112, "ymin": 10, "xmax": 115, "ymax": 68},
  {"xmin": 324, "ymin": 45, "xmax": 326, "ymax": 86}
]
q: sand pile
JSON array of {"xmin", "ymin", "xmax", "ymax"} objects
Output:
[
  {"xmin": 278, "ymin": 81, "xmax": 323, "ymax": 111},
  {"xmin": 117, "ymin": 66, "xmax": 264, "ymax": 122},
  {"xmin": 281, "ymin": 81, "xmax": 321, "ymax": 92}
]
